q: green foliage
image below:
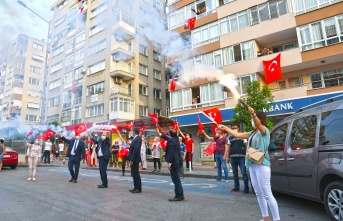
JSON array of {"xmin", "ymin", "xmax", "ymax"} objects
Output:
[
  {"xmin": 232, "ymin": 81, "xmax": 274, "ymax": 131},
  {"xmin": 49, "ymin": 120, "xmax": 60, "ymax": 127}
]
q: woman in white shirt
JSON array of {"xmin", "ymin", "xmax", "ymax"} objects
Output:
[
  {"xmin": 152, "ymin": 136, "xmax": 161, "ymax": 172},
  {"xmin": 43, "ymin": 140, "xmax": 52, "ymax": 164},
  {"xmin": 25, "ymin": 139, "xmax": 42, "ymax": 181},
  {"xmin": 58, "ymin": 141, "xmax": 64, "ymax": 162}
]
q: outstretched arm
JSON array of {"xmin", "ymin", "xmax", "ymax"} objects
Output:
[
  {"xmin": 201, "ymin": 130, "xmax": 214, "ymax": 141},
  {"xmin": 220, "ymin": 125, "xmax": 249, "ymax": 139},
  {"xmin": 179, "ymin": 129, "xmax": 185, "ymax": 139}
]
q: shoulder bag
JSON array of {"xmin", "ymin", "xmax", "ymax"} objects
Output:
[{"xmin": 246, "ymin": 131, "xmax": 265, "ymax": 165}]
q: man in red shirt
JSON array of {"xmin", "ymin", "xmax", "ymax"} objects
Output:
[{"xmin": 179, "ymin": 130, "xmax": 194, "ymax": 172}]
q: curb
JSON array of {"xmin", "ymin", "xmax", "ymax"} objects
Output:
[{"xmin": 18, "ymin": 164, "xmax": 63, "ymax": 168}]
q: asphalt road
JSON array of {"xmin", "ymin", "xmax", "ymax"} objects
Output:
[{"xmin": 0, "ymin": 167, "xmax": 330, "ymax": 221}]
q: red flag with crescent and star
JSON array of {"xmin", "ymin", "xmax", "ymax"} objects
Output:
[
  {"xmin": 170, "ymin": 78, "xmax": 177, "ymax": 91},
  {"xmin": 197, "ymin": 116, "xmax": 204, "ymax": 135},
  {"xmin": 45, "ymin": 129, "xmax": 56, "ymax": 139},
  {"xmin": 203, "ymin": 141, "xmax": 216, "ymax": 156},
  {"xmin": 263, "ymin": 53, "xmax": 282, "ymax": 84},
  {"xmin": 202, "ymin": 108, "xmax": 222, "ymax": 124},
  {"xmin": 26, "ymin": 130, "xmax": 34, "ymax": 138},
  {"xmin": 74, "ymin": 122, "xmax": 87, "ymax": 134},
  {"xmin": 122, "ymin": 121, "xmax": 134, "ymax": 130},
  {"xmin": 171, "ymin": 120, "xmax": 179, "ymax": 130},
  {"xmin": 140, "ymin": 126, "xmax": 149, "ymax": 133},
  {"xmin": 148, "ymin": 112, "xmax": 158, "ymax": 125},
  {"xmin": 160, "ymin": 138, "xmax": 167, "ymax": 149}
]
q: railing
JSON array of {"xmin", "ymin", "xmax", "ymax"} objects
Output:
[
  {"xmin": 170, "ymin": 99, "xmax": 225, "ymax": 112},
  {"xmin": 109, "ymin": 86, "xmax": 133, "ymax": 97},
  {"xmin": 73, "ymin": 97, "xmax": 82, "ymax": 105},
  {"xmin": 110, "ymin": 64, "xmax": 135, "ymax": 75},
  {"xmin": 62, "ymin": 101, "xmax": 71, "ymax": 109},
  {"xmin": 111, "ymin": 43, "xmax": 134, "ymax": 53},
  {"xmin": 113, "ymin": 11, "xmax": 135, "ymax": 27},
  {"xmin": 61, "ymin": 116, "xmax": 71, "ymax": 122}
]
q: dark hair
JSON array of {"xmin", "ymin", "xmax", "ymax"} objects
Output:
[
  {"xmin": 133, "ymin": 128, "xmax": 140, "ymax": 135},
  {"xmin": 0, "ymin": 139, "xmax": 4, "ymax": 143},
  {"xmin": 169, "ymin": 130, "xmax": 177, "ymax": 137},
  {"xmin": 256, "ymin": 111, "xmax": 267, "ymax": 127},
  {"xmin": 186, "ymin": 133, "xmax": 192, "ymax": 138}
]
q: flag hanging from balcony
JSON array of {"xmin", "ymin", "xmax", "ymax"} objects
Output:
[
  {"xmin": 73, "ymin": 122, "xmax": 88, "ymax": 135},
  {"xmin": 197, "ymin": 116, "xmax": 204, "ymax": 135},
  {"xmin": 77, "ymin": 0, "xmax": 88, "ymax": 14},
  {"xmin": 148, "ymin": 112, "xmax": 158, "ymax": 125},
  {"xmin": 202, "ymin": 108, "xmax": 223, "ymax": 124},
  {"xmin": 170, "ymin": 78, "xmax": 177, "ymax": 91},
  {"xmin": 184, "ymin": 17, "xmax": 196, "ymax": 30},
  {"xmin": 263, "ymin": 53, "xmax": 282, "ymax": 84}
]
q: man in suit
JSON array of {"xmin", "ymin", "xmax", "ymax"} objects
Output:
[
  {"xmin": 156, "ymin": 127, "xmax": 184, "ymax": 201},
  {"xmin": 89, "ymin": 132, "xmax": 111, "ymax": 188},
  {"xmin": 59, "ymin": 133, "xmax": 85, "ymax": 183},
  {"xmin": 129, "ymin": 128, "xmax": 142, "ymax": 193}
]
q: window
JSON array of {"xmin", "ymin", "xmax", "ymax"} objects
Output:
[
  {"xmin": 68, "ymin": 5, "xmax": 77, "ymax": 21},
  {"xmin": 297, "ymin": 14, "xmax": 343, "ymax": 51},
  {"xmin": 64, "ymin": 72, "xmax": 73, "ymax": 87},
  {"xmin": 51, "ymin": 61, "xmax": 63, "ymax": 73},
  {"xmin": 28, "ymin": 90, "xmax": 40, "ymax": 97},
  {"xmin": 235, "ymin": 74, "xmax": 257, "ymax": 95},
  {"xmin": 61, "ymin": 109, "xmax": 71, "ymax": 122},
  {"xmin": 75, "ymin": 32, "xmax": 86, "ymax": 44},
  {"xmin": 222, "ymin": 41, "xmax": 255, "ymax": 65},
  {"xmin": 49, "ymin": 79, "xmax": 61, "ymax": 90},
  {"xmin": 74, "ymin": 49, "xmax": 85, "ymax": 62},
  {"xmin": 29, "ymin": 77, "xmax": 40, "ymax": 85},
  {"xmin": 154, "ymin": 89, "xmax": 162, "ymax": 99},
  {"xmin": 153, "ymin": 0, "xmax": 160, "ymax": 11},
  {"xmin": 89, "ymin": 60, "xmax": 105, "ymax": 75},
  {"xmin": 53, "ymin": 30, "xmax": 66, "ymax": 42},
  {"xmin": 72, "ymin": 107, "xmax": 82, "ymax": 123},
  {"xmin": 27, "ymin": 102, "xmax": 40, "ymax": 109},
  {"xmin": 291, "ymin": 115, "xmax": 317, "ymax": 150},
  {"xmin": 63, "ymin": 90, "xmax": 72, "ymax": 108},
  {"xmin": 6, "ymin": 78, "xmax": 12, "ymax": 85},
  {"xmin": 170, "ymin": 88, "xmax": 192, "ymax": 112},
  {"xmin": 89, "ymin": 40, "xmax": 106, "ymax": 55},
  {"xmin": 110, "ymin": 98, "xmax": 135, "ymax": 113},
  {"xmin": 272, "ymin": 42, "xmax": 297, "ymax": 53},
  {"xmin": 309, "ymin": 67, "xmax": 343, "ymax": 89},
  {"xmin": 153, "ymin": 51, "xmax": 161, "ymax": 61},
  {"xmin": 91, "ymin": 3, "xmax": 107, "ymax": 18},
  {"xmin": 90, "ymin": 25, "xmax": 105, "ymax": 36},
  {"xmin": 139, "ymin": 44, "xmax": 148, "ymax": 56},
  {"xmin": 16, "ymin": 62, "xmax": 24, "ymax": 69},
  {"xmin": 32, "ymin": 54, "xmax": 44, "ymax": 62},
  {"xmin": 30, "ymin": 65, "xmax": 41, "ymax": 74},
  {"xmin": 48, "ymin": 96, "xmax": 60, "ymax": 107},
  {"xmin": 200, "ymin": 83, "xmax": 226, "ymax": 106},
  {"xmin": 74, "ymin": 67, "xmax": 84, "ymax": 79},
  {"xmin": 192, "ymin": 22, "xmax": 220, "ymax": 47},
  {"xmin": 32, "ymin": 42, "xmax": 43, "ymax": 51},
  {"xmin": 293, "ymin": 0, "xmax": 340, "ymax": 15},
  {"xmin": 153, "ymin": 69, "xmax": 161, "ymax": 80},
  {"xmin": 65, "ymin": 54, "xmax": 74, "ymax": 66},
  {"xmin": 47, "ymin": 114, "xmax": 59, "ymax": 123},
  {"xmin": 139, "ymin": 64, "xmax": 148, "ymax": 75},
  {"xmin": 154, "ymin": 109, "xmax": 162, "ymax": 115},
  {"xmin": 278, "ymin": 76, "xmax": 302, "ymax": 89},
  {"xmin": 67, "ymin": 37, "xmax": 75, "ymax": 50},
  {"xmin": 67, "ymin": 20, "xmax": 76, "ymax": 35},
  {"xmin": 52, "ymin": 45, "xmax": 64, "ymax": 57},
  {"xmin": 320, "ymin": 110, "xmax": 343, "ymax": 146},
  {"xmin": 139, "ymin": 106, "xmax": 148, "ymax": 116},
  {"xmin": 55, "ymin": 15, "xmax": 66, "ymax": 26},
  {"xmin": 269, "ymin": 124, "xmax": 288, "ymax": 151},
  {"xmin": 56, "ymin": 0, "xmax": 67, "ymax": 10},
  {"xmin": 87, "ymin": 82, "xmax": 104, "ymax": 95},
  {"xmin": 87, "ymin": 104, "xmax": 104, "ymax": 117},
  {"xmin": 139, "ymin": 84, "xmax": 148, "ymax": 95},
  {"xmin": 26, "ymin": 115, "xmax": 37, "ymax": 122}
]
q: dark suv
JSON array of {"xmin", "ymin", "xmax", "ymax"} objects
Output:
[{"xmin": 269, "ymin": 99, "xmax": 343, "ymax": 221}]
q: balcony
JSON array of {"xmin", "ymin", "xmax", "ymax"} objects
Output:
[
  {"xmin": 112, "ymin": 11, "xmax": 135, "ymax": 42},
  {"xmin": 110, "ymin": 64, "xmax": 135, "ymax": 81},
  {"xmin": 111, "ymin": 43, "xmax": 135, "ymax": 61},
  {"xmin": 62, "ymin": 101, "xmax": 71, "ymax": 109},
  {"xmin": 73, "ymin": 97, "xmax": 82, "ymax": 105},
  {"xmin": 109, "ymin": 86, "xmax": 134, "ymax": 98},
  {"xmin": 171, "ymin": 99, "xmax": 225, "ymax": 113}
]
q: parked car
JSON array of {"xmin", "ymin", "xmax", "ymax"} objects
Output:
[
  {"xmin": 2, "ymin": 147, "xmax": 18, "ymax": 169},
  {"xmin": 269, "ymin": 99, "xmax": 343, "ymax": 221}
]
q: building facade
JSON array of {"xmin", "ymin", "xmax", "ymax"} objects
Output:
[
  {"xmin": 46, "ymin": 0, "xmax": 167, "ymax": 127},
  {"xmin": 166, "ymin": 0, "xmax": 343, "ymax": 162},
  {"xmin": 0, "ymin": 34, "xmax": 47, "ymax": 125}
]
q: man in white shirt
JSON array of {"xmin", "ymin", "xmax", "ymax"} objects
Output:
[{"xmin": 44, "ymin": 140, "xmax": 52, "ymax": 164}]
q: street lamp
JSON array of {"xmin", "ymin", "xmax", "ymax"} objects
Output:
[{"xmin": 17, "ymin": 0, "xmax": 50, "ymax": 125}]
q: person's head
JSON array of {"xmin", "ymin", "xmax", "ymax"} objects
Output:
[
  {"xmin": 215, "ymin": 129, "xmax": 223, "ymax": 138},
  {"xmin": 231, "ymin": 124, "xmax": 240, "ymax": 132},
  {"xmin": 114, "ymin": 141, "xmax": 119, "ymax": 145},
  {"xmin": 185, "ymin": 133, "xmax": 192, "ymax": 139},
  {"xmin": 0, "ymin": 139, "xmax": 4, "ymax": 144},
  {"xmin": 127, "ymin": 138, "xmax": 132, "ymax": 145},
  {"xmin": 101, "ymin": 132, "xmax": 109, "ymax": 140},
  {"xmin": 154, "ymin": 136, "xmax": 160, "ymax": 142},
  {"xmin": 179, "ymin": 137, "xmax": 183, "ymax": 143},
  {"xmin": 133, "ymin": 127, "xmax": 140, "ymax": 135},
  {"xmin": 75, "ymin": 133, "xmax": 80, "ymax": 140},
  {"xmin": 34, "ymin": 139, "xmax": 39, "ymax": 144},
  {"xmin": 169, "ymin": 129, "xmax": 177, "ymax": 137},
  {"xmin": 251, "ymin": 112, "xmax": 267, "ymax": 128},
  {"xmin": 196, "ymin": 95, "xmax": 200, "ymax": 99}
]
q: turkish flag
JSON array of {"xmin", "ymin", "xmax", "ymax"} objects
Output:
[
  {"xmin": 111, "ymin": 125, "xmax": 118, "ymax": 132},
  {"xmin": 148, "ymin": 112, "xmax": 158, "ymax": 125},
  {"xmin": 122, "ymin": 121, "xmax": 134, "ymax": 130},
  {"xmin": 26, "ymin": 130, "xmax": 34, "ymax": 138},
  {"xmin": 74, "ymin": 122, "xmax": 87, "ymax": 134},
  {"xmin": 211, "ymin": 124, "xmax": 218, "ymax": 136},
  {"xmin": 160, "ymin": 138, "xmax": 167, "ymax": 149},
  {"xmin": 117, "ymin": 148, "xmax": 129, "ymax": 158},
  {"xmin": 202, "ymin": 108, "xmax": 222, "ymax": 124},
  {"xmin": 170, "ymin": 78, "xmax": 177, "ymax": 91},
  {"xmin": 197, "ymin": 116, "xmax": 204, "ymax": 135},
  {"xmin": 263, "ymin": 53, "xmax": 282, "ymax": 84},
  {"xmin": 45, "ymin": 129, "xmax": 56, "ymax": 139},
  {"xmin": 37, "ymin": 135, "xmax": 44, "ymax": 139},
  {"xmin": 203, "ymin": 141, "xmax": 216, "ymax": 156},
  {"xmin": 158, "ymin": 126, "xmax": 167, "ymax": 136},
  {"xmin": 140, "ymin": 126, "xmax": 149, "ymax": 132},
  {"xmin": 184, "ymin": 17, "xmax": 196, "ymax": 30},
  {"xmin": 171, "ymin": 120, "xmax": 179, "ymax": 130}
]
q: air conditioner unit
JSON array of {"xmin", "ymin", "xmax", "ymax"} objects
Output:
[{"xmin": 114, "ymin": 77, "xmax": 123, "ymax": 84}]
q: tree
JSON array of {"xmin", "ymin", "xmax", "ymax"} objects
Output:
[
  {"xmin": 232, "ymin": 81, "xmax": 274, "ymax": 131},
  {"xmin": 49, "ymin": 120, "xmax": 60, "ymax": 127}
]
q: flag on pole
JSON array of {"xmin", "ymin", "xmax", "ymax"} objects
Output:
[
  {"xmin": 197, "ymin": 116, "xmax": 204, "ymax": 135},
  {"xmin": 202, "ymin": 108, "xmax": 223, "ymax": 124}
]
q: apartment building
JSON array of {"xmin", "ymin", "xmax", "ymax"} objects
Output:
[
  {"xmin": 166, "ymin": 0, "xmax": 343, "ymax": 162},
  {"xmin": 46, "ymin": 0, "xmax": 167, "ymax": 127},
  {"xmin": 0, "ymin": 34, "xmax": 46, "ymax": 125}
]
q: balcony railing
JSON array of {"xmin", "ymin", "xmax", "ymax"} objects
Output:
[
  {"xmin": 171, "ymin": 99, "xmax": 225, "ymax": 112},
  {"xmin": 62, "ymin": 101, "xmax": 71, "ymax": 109},
  {"xmin": 110, "ymin": 65, "xmax": 135, "ymax": 75},
  {"xmin": 113, "ymin": 11, "xmax": 134, "ymax": 27},
  {"xmin": 109, "ymin": 86, "xmax": 133, "ymax": 97},
  {"xmin": 111, "ymin": 43, "xmax": 134, "ymax": 53},
  {"xmin": 73, "ymin": 97, "xmax": 82, "ymax": 105}
]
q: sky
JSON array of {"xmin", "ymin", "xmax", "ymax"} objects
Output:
[{"xmin": 0, "ymin": 0, "xmax": 55, "ymax": 48}]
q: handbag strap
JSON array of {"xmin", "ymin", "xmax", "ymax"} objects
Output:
[{"xmin": 249, "ymin": 130, "xmax": 257, "ymax": 148}]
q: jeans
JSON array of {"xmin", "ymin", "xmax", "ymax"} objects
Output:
[
  {"xmin": 215, "ymin": 154, "xmax": 228, "ymax": 180},
  {"xmin": 230, "ymin": 157, "xmax": 249, "ymax": 191},
  {"xmin": 153, "ymin": 158, "xmax": 161, "ymax": 170},
  {"xmin": 44, "ymin": 150, "xmax": 50, "ymax": 164},
  {"xmin": 170, "ymin": 167, "xmax": 184, "ymax": 198},
  {"xmin": 249, "ymin": 163, "xmax": 280, "ymax": 220}
]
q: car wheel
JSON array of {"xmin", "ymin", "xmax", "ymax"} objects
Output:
[
  {"xmin": 10, "ymin": 166, "xmax": 17, "ymax": 169},
  {"xmin": 324, "ymin": 181, "xmax": 343, "ymax": 221}
]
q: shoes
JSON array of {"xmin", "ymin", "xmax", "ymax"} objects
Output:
[
  {"xmin": 243, "ymin": 189, "xmax": 249, "ymax": 194},
  {"xmin": 122, "ymin": 173, "xmax": 125, "ymax": 176},
  {"xmin": 28, "ymin": 177, "xmax": 32, "ymax": 181},
  {"xmin": 181, "ymin": 196, "xmax": 185, "ymax": 200},
  {"xmin": 152, "ymin": 170, "xmax": 157, "ymax": 172},
  {"xmin": 141, "ymin": 168, "xmax": 146, "ymax": 171},
  {"xmin": 132, "ymin": 189, "xmax": 142, "ymax": 193},
  {"xmin": 69, "ymin": 178, "xmax": 74, "ymax": 182},
  {"xmin": 129, "ymin": 189, "xmax": 135, "ymax": 192},
  {"xmin": 73, "ymin": 180, "xmax": 77, "ymax": 183},
  {"xmin": 98, "ymin": 184, "xmax": 108, "ymax": 188},
  {"xmin": 32, "ymin": 178, "xmax": 36, "ymax": 181},
  {"xmin": 225, "ymin": 180, "xmax": 229, "ymax": 183},
  {"xmin": 230, "ymin": 188, "xmax": 240, "ymax": 192},
  {"xmin": 214, "ymin": 166, "xmax": 217, "ymax": 168},
  {"xmin": 216, "ymin": 179, "xmax": 221, "ymax": 182},
  {"xmin": 157, "ymin": 169, "xmax": 160, "ymax": 172},
  {"xmin": 168, "ymin": 197, "xmax": 181, "ymax": 201}
]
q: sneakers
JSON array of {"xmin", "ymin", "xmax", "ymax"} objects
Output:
[
  {"xmin": 225, "ymin": 180, "xmax": 229, "ymax": 183},
  {"xmin": 27, "ymin": 177, "xmax": 32, "ymax": 181},
  {"xmin": 32, "ymin": 178, "xmax": 36, "ymax": 181}
]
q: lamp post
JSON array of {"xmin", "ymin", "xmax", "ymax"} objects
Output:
[{"xmin": 17, "ymin": 0, "xmax": 50, "ymax": 125}]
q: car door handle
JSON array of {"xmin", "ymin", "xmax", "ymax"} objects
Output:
[
  {"xmin": 278, "ymin": 158, "xmax": 285, "ymax": 161},
  {"xmin": 287, "ymin": 158, "xmax": 294, "ymax": 161}
]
